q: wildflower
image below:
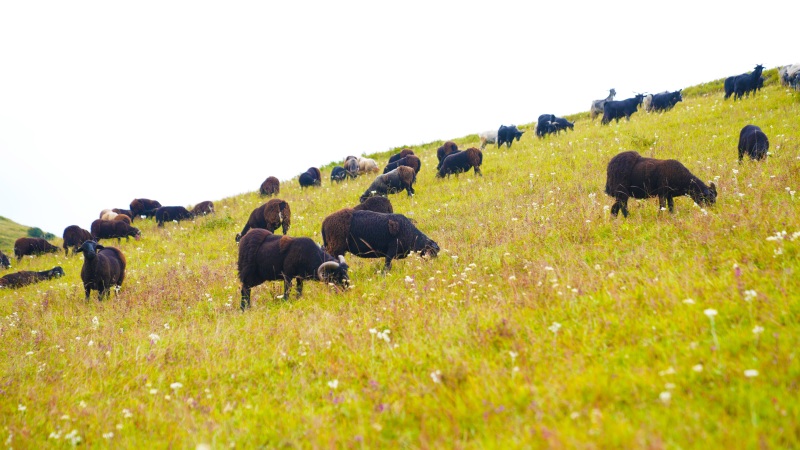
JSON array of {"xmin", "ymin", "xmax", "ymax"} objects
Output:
[
  {"xmin": 327, "ymin": 380, "xmax": 338, "ymax": 389},
  {"xmin": 149, "ymin": 333, "xmax": 160, "ymax": 342},
  {"xmin": 692, "ymin": 364, "xmax": 703, "ymax": 372},
  {"xmin": 683, "ymin": 298, "xmax": 695, "ymax": 305},
  {"xmin": 548, "ymin": 322, "xmax": 562, "ymax": 334},
  {"xmin": 368, "ymin": 328, "xmax": 377, "ymax": 335},
  {"xmin": 122, "ymin": 409, "xmax": 133, "ymax": 418},
  {"xmin": 430, "ymin": 370, "xmax": 442, "ymax": 384},
  {"xmin": 659, "ymin": 391, "xmax": 671, "ymax": 403},
  {"xmin": 149, "ymin": 389, "xmax": 158, "ymax": 395},
  {"xmin": 164, "ymin": 323, "xmax": 170, "ymax": 330},
  {"xmin": 703, "ymin": 309, "xmax": 717, "ymax": 317},
  {"xmin": 376, "ymin": 329, "xmax": 391, "ymax": 343},
  {"xmin": 508, "ymin": 275, "xmax": 516, "ymax": 281},
  {"xmin": 92, "ymin": 316, "xmax": 99, "ymax": 329},
  {"xmin": 79, "ymin": 400, "xmax": 87, "ymax": 409},
  {"xmin": 744, "ymin": 369, "xmax": 759, "ymax": 378},
  {"xmin": 18, "ymin": 404, "xmax": 26, "ymax": 412},
  {"xmin": 743, "ymin": 290, "xmax": 757, "ymax": 302},
  {"xmin": 103, "ymin": 432, "xmax": 114, "ymax": 440},
  {"xmin": 752, "ymin": 325, "xmax": 764, "ymax": 335},
  {"xmin": 509, "ymin": 351, "xmax": 518, "ymax": 361}
]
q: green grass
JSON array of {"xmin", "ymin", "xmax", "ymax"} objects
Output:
[
  {"xmin": 0, "ymin": 216, "xmax": 36, "ymax": 253},
  {"xmin": 2, "ymin": 74, "xmax": 800, "ymax": 448}
]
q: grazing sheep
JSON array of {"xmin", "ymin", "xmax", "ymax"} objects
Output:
[
  {"xmin": 260, "ymin": 176, "xmax": 280, "ymax": 196},
  {"xmin": 75, "ymin": 240, "xmax": 126, "ymax": 300},
  {"xmin": 344, "ymin": 157, "xmax": 359, "ymax": 179},
  {"xmin": 0, "ymin": 266, "xmax": 64, "ymax": 289},
  {"xmin": 238, "ymin": 229, "xmax": 349, "ymax": 309},
  {"xmin": 130, "ymin": 198, "xmax": 162, "ymax": 218},
  {"xmin": 331, "ymin": 166, "xmax": 348, "ymax": 183},
  {"xmin": 192, "ymin": 201, "xmax": 214, "ymax": 216},
  {"xmin": 387, "ymin": 149, "xmax": 414, "ymax": 166},
  {"xmin": 322, "ymin": 210, "xmax": 439, "ymax": 271},
  {"xmin": 14, "ymin": 237, "xmax": 60, "ymax": 262},
  {"xmin": 436, "ymin": 142, "xmax": 458, "ymax": 170},
  {"xmin": 100, "ymin": 211, "xmax": 118, "ymax": 221},
  {"xmin": 497, "ymin": 125, "xmax": 524, "ymax": 148},
  {"xmin": 357, "ymin": 157, "xmax": 380, "ymax": 174},
  {"xmin": 605, "ymin": 150, "xmax": 717, "ymax": 217},
  {"xmin": 479, "ymin": 130, "xmax": 498, "ymax": 149},
  {"xmin": 437, "ymin": 147, "xmax": 483, "ymax": 177},
  {"xmin": 733, "ymin": 65, "xmax": 765, "ymax": 101},
  {"xmin": 155, "ymin": 206, "xmax": 195, "ymax": 227},
  {"xmin": 91, "ymin": 219, "xmax": 141, "ymax": 244},
  {"xmin": 235, "ymin": 199, "xmax": 291, "ymax": 242},
  {"xmin": 738, "ymin": 125, "xmax": 769, "ymax": 161},
  {"xmin": 354, "ymin": 196, "xmax": 393, "ymax": 213},
  {"xmin": 112, "ymin": 208, "xmax": 135, "ymax": 221},
  {"xmin": 602, "ymin": 94, "xmax": 645, "ymax": 124},
  {"xmin": 63, "ymin": 225, "xmax": 94, "ymax": 256},
  {"xmin": 590, "ymin": 89, "xmax": 616, "ymax": 120},
  {"xmin": 359, "ymin": 166, "xmax": 416, "ymax": 202},
  {"xmin": 113, "ymin": 214, "xmax": 132, "ymax": 225},
  {"xmin": 0, "ymin": 251, "xmax": 10, "ymax": 269},
  {"xmin": 383, "ymin": 155, "xmax": 421, "ymax": 177},
  {"xmin": 299, "ymin": 167, "xmax": 322, "ymax": 187}
]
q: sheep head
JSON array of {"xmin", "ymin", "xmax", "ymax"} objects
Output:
[
  {"xmin": 317, "ymin": 255, "xmax": 350, "ymax": 289},
  {"xmin": 691, "ymin": 181, "xmax": 717, "ymax": 207},
  {"xmin": 77, "ymin": 241, "xmax": 103, "ymax": 260}
]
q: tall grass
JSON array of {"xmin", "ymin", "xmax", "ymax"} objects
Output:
[{"xmin": 2, "ymin": 76, "xmax": 799, "ymax": 448}]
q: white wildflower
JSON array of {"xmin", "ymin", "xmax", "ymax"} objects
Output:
[
  {"xmin": 327, "ymin": 379, "xmax": 338, "ymax": 389},
  {"xmin": 744, "ymin": 369, "xmax": 759, "ymax": 378}
]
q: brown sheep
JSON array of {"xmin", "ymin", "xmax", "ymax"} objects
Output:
[
  {"xmin": 0, "ymin": 266, "xmax": 64, "ymax": 288},
  {"xmin": 130, "ymin": 198, "xmax": 162, "ymax": 218},
  {"xmin": 14, "ymin": 237, "xmax": 60, "ymax": 262},
  {"xmin": 63, "ymin": 225, "xmax": 94, "ymax": 256},
  {"xmin": 383, "ymin": 155, "xmax": 422, "ymax": 177},
  {"xmin": 321, "ymin": 197, "xmax": 395, "ymax": 256},
  {"xmin": 75, "ymin": 241, "xmax": 126, "ymax": 300},
  {"xmin": 299, "ymin": 167, "xmax": 322, "ymax": 187},
  {"xmin": 437, "ymin": 147, "xmax": 483, "ymax": 177},
  {"xmin": 360, "ymin": 166, "xmax": 416, "ymax": 202},
  {"xmin": 436, "ymin": 141, "xmax": 458, "ymax": 170},
  {"xmin": 605, "ymin": 150, "xmax": 717, "ymax": 217},
  {"xmin": 112, "ymin": 208, "xmax": 135, "ymax": 221},
  {"xmin": 91, "ymin": 220, "xmax": 141, "ymax": 244},
  {"xmin": 113, "ymin": 214, "xmax": 132, "ymax": 225},
  {"xmin": 235, "ymin": 199, "xmax": 291, "ymax": 242},
  {"xmin": 387, "ymin": 148, "xmax": 414, "ymax": 166},
  {"xmin": 192, "ymin": 201, "xmax": 215, "ymax": 216},
  {"xmin": 260, "ymin": 176, "xmax": 280, "ymax": 196}
]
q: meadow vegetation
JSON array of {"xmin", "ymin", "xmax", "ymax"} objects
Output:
[{"xmin": 1, "ymin": 72, "xmax": 800, "ymax": 448}]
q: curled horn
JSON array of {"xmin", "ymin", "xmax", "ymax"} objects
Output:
[
  {"xmin": 338, "ymin": 255, "xmax": 346, "ymax": 264},
  {"xmin": 317, "ymin": 260, "xmax": 340, "ymax": 281}
]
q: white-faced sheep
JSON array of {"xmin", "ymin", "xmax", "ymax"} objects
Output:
[
  {"xmin": 237, "ymin": 229, "xmax": 349, "ymax": 310},
  {"xmin": 75, "ymin": 240, "xmax": 126, "ymax": 300}
]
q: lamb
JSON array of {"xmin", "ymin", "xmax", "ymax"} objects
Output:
[
  {"xmin": 192, "ymin": 201, "xmax": 215, "ymax": 216},
  {"xmin": 605, "ymin": 151, "xmax": 717, "ymax": 217},
  {"xmin": 155, "ymin": 206, "xmax": 194, "ymax": 227},
  {"xmin": 436, "ymin": 142, "xmax": 459, "ymax": 170},
  {"xmin": 237, "ymin": 229, "xmax": 350, "ymax": 310},
  {"xmin": 357, "ymin": 157, "xmax": 380, "ymax": 174},
  {"xmin": 260, "ymin": 176, "xmax": 280, "ymax": 196},
  {"xmin": 382, "ymin": 154, "xmax": 421, "ymax": 177},
  {"xmin": 0, "ymin": 251, "xmax": 10, "ymax": 269},
  {"xmin": 100, "ymin": 210, "xmax": 118, "ymax": 221},
  {"xmin": 235, "ymin": 199, "xmax": 291, "ymax": 242},
  {"xmin": 74, "ymin": 240, "xmax": 126, "ymax": 300},
  {"xmin": 130, "ymin": 198, "xmax": 162, "ymax": 218},
  {"xmin": 90, "ymin": 219, "xmax": 141, "ymax": 244},
  {"xmin": 738, "ymin": 125, "xmax": 769, "ymax": 161},
  {"xmin": 437, "ymin": 147, "xmax": 483, "ymax": 177},
  {"xmin": 298, "ymin": 167, "xmax": 322, "ymax": 187},
  {"xmin": 0, "ymin": 266, "xmax": 64, "ymax": 289},
  {"xmin": 13, "ymin": 237, "xmax": 60, "ymax": 262},
  {"xmin": 359, "ymin": 166, "xmax": 416, "ymax": 202},
  {"xmin": 322, "ymin": 210, "xmax": 439, "ymax": 271},
  {"xmin": 63, "ymin": 225, "xmax": 94, "ymax": 256}
]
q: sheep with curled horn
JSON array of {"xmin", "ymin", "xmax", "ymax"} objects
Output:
[
  {"xmin": 237, "ymin": 230, "xmax": 349, "ymax": 310},
  {"xmin": 0, "ymin": 266, "xmax": 64, "ymax": 289},
  {"xmin": 605, "ymin": 151, "xmax": 716, "ymax": 217},
  {"xmin": 235, "ymin": 198, "xmax": 291, "ymax": 242}
]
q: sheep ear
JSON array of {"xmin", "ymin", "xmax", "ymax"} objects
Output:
[
  {"xmin": 95, "ymin": 244, "xmax": 105, "ymax": 251},
  {"xmin": 387, "ymin": 220, "xmax": 399, "ymax": 236},
  {"xmin": 278, "ymin": 236, "xmax": 294, "ymax": 253},
  {"xmin": 710, "ymin": 182, "xmax": 717, "ymax": 196}
]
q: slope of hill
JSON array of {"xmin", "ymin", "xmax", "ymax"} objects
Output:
[
  {"xmin": 1, "ymin": 74, "xmax": 799, "ymax": 448},
  {"xmin": 0, "ymin": 216, "xmax": 37, "ymax": 252}
]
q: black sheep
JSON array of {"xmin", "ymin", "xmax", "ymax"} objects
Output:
[
  {"xmin": 237, "ymin": 230, "xmax": 349, "ymax": 309},
  {"xmin": 650, "ymin": 90, "xmax": 683, "ymax": 112},
  {"xmin": 602, "ymin": 94, "xmax": 645, "ymax": 124},
  {"xmin": 0, "ymin": 251, "xmax": 10, "ymax": 269},
  {"xmin": 322, "ymin": 198, "xmax": 396, "ymax": 256},
  {"xmin": 738, "ymin": 125, "xmax": 769, "ymax": 161},
  {"xmin": 192, "ymin": 201, "xmax": 214, "ymax": 216},
  {"xmin": 260, "ymin": 176, "xmax": 280, "ymax": 196},
  {"xmin": 63, "ymin": 225, "xmax": 94, "ymax": 256},
  {"xmin": 0, "ymin": 266, "xmax": 64, "ymax": 288},
  {"xmin": 354, "ymin": 196, "xmax": 393, "ymax": 213},
  {"xmin": 90, "ymin": 219, "xmax": 141, "ymax": 244},
  {"xmin": 387, "ymin": 149, "xmax": 414, "ymax": 166},
  {"xmin": 14, "ymin": 237, "xmax": 60, "ymax": 262},
  {"xmin": 235, "ymin": 199, "xmax": 291, "ymax": 242},
  {"xmin": 497, "ymin": 125, "xmax": 524, "ymax": 148},
  {"xmin": 360, "ymin": 166, "xmax": 416, "ymax": 202},
  {"xmin": 75, "ymin": 240, "xmax": 126, "ymax": 300},
  {"xmin": 112, "ymin": 208, "xmax": 135, "ymax": 222},
  {"xmin": 299, "ymin": 167, "xmax": 322, "ymax": 187},
  {"xmin": 155, "ymin": 206, "xmax": 195, "ymax": 227},
  {"xmin": 130, "ymin": 198, "xmax": 162, "ymax": 218},
  {"xmin": 382, "ymin": 155, "xmax": 422, "ymax": 176},
  {"xmin": 733, "ymin": 65, "xmax": 765, "ymax": 101},
  {"xmin": 331, "ymin": 166, "xmax": 348, "ymax": 183},
  {"xmin": 437, "ymin": 147, "xmax": 483, "ymax": 177},
  {"xmin": 436, "ymin": 142, "xmax": 458, "ymax": 170},
  {"xmin": 322, "ymin": 210, "xmax": 439, "ymax": 271},
  {"xmin": 605, "ymin": 151, "xmax": 717, "ymax": 217}
]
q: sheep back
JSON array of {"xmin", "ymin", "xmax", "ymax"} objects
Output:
[
  {"xmin": 90, "ymin": 219, "xmax": 141, "ymax": 242},
  {"xmin": 738, "ymin": 125, "xmax": 769, "ymax": 161},
  {"xmin": 436, "ymin": 142, "xmax": 458, "ymax": 169},
  {"xmin": 63, "ymin": 225, "xmax": 94, "ymax": 256},
  {"xmin": 13, "ymin": 237, "xmax": 60, "ymax": 261},
  {"xmin": 260, "ymin": 176, "xmax": 280, "ymax": 196}
]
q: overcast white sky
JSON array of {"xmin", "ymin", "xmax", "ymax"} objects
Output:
[{"xmin": 0, "ymin": 1, "xmax": 796, "ymax": 235}]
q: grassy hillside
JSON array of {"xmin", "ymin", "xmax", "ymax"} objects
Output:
[
  {"xmin": 0, "ymin": 216, "xmax": 35, "ymax": 254},
  {"xmin": 2, "ymin": 74, "xmax": 799, "ymax": 448}
]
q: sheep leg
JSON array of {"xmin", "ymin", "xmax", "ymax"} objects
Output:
[
  {"xmin": 474, "ymin": 167, "xmax": 483, "ymax": 177},
  {"xmin": 84, "ymin": 286, "xmax": 91, "ymax": 300},
  {"xmin": 240, "ymin": 286, "xmax": 251, "ymax": 310},
  {"xmin": 658, "ymin": 196, "xmax": 667, "ymax": 212},
  {"xmin": 295, "ymin": 278, "xmax": 303, "ymax": 298},
  {"xmin": 282, "ymin": 277, "xmax": 293, "ymax": 300},
  {"xmin": 667, "ymin": 196, "xmax": 675, "ymax": 213}
]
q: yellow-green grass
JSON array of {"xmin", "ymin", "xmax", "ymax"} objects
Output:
[
  {"xmin": 0, "ymin": 217, "xmax": 36, "ymax": 253},
  {"xmin": 2, "ymin": 74, "xmax": 799, "ymax": 448}
]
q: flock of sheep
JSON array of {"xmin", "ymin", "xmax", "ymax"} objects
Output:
[{"xmin": 0, "ymin": 63, "xmax": 783, "ymax": 305}]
